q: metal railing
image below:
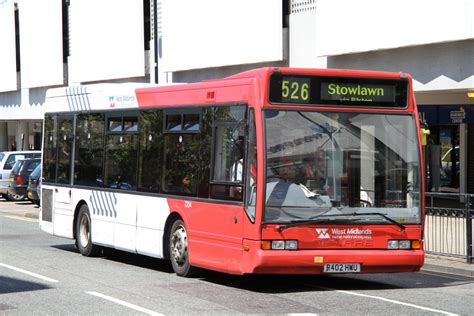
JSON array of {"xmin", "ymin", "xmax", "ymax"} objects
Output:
[{"xmin": 424, "ymin": 192, "xmax": 473, "ymax": 264}]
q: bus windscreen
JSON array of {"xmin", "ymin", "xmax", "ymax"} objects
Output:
[{"xmin": 268, "ymin": 74, "xmax": 408, "ymax": 108}]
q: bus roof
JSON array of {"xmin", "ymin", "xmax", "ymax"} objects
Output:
[
  {"xmin": 223, "ymin": 67, "xmax": 409, "ymax": 80},
  {"xmin": 136, "ymin": 67, "xmax": 413, "ymax": 110},
  {"xmin": 44, "ymin": 83, "xmax": 156, "ymax": 113},
  {"xmin": 45, "ymin": 82, "xmax": 156, "ymax": 99},
  {"xmin": 44, "ymin": 67, "xmax": 413, "ymax": 113}
]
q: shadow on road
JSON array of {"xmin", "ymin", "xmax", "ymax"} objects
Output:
[
  {"xmin": 51, "ymin": 243, "xmax": 474, "ymax": 293},
  {"xmin": 0, "ymin": 276, "xmax": 51, "ymax": 295},
  {"xmin": 102, "ymin": 249, "xmax": 174, "ymax": 273},
  {"xmin": 14, "ymin": 202, "xmax": 36, "ymax": 206},
  {"xmin": 197, "ymin": 269, "xmax": 474, "ymax": 293},
  {"xmin": 51, "ymin": 244, "xmax": 174, "ymax": 274},
  {"xmin": 51, "ymin": 243, "xmax": 77, "ymax": 254}
]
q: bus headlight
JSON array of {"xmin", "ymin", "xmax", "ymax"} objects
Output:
[
  {"xmin": 262, "ymin": 240, "xmax": 298, "ymax": 250},
  {"xmin": 285, "ymin": 240, "xmax": 298, "ymax": 250},
  {"xmin": 398, "ymin": 240, "xmax": 411, "ymax": 249},
  {"xmin": 271, "ymin": 240, "xmax": 285, "ymax": 250},
  {"xmin": 387, "ymin": 240, "xmax": 399, "ymax": 249},
  {"xmin": 387, "ymin": 240, "xmax": 415, "ymax": 249}
]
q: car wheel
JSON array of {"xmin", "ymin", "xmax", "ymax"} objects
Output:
[
  {"xmin": 76, "ymin": 204, "xmax": 101, "ymax": 257},
  {"xmin": 7, "ymin": 192, "xmax": 25, "ymax": 201},
  {"xmin": 169, "ymin": 219, "xmax": 197, "ymax": 277}
]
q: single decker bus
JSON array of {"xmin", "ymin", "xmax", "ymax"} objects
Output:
[{"xmin": 40, "ymin": 67, "xmax": 425, "ymax": 276}]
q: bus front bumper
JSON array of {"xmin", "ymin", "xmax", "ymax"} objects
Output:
[{"xmin": 242, "ymin": 240, "xmax": 424, "ymax": 275}]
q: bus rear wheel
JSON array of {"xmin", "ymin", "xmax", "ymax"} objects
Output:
[
  {"xmin": 76, "ymin": 204, "xmax": 100, "ymax": 257},
  {"xmin": 169, "ymin": 219, "xmax": 196, "ymax": 277}
]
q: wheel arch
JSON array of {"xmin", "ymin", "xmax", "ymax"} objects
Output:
[
  {"xmin": 73, "ymin": 200, "xmax": 89, "ymax": 240},
  {"xmin": 162, "ymin": 212, "xmax": 183, "ymax": 260}
]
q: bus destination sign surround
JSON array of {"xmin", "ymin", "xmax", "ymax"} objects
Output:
[
  {"xmin": 280, "ymin": 76, "xmax": 311, "ymax": 104},
  {"xmin": 269, "ymin": 74, "xmax": 408, "ymax": 108},
  {"xmin": 321, "ymin": 82, "xmax": 395, "ymax": 103}
]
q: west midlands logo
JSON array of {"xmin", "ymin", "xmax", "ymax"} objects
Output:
[{"xmin": 316, "ymin": 228, "xmax": 330, "ymax": 239}]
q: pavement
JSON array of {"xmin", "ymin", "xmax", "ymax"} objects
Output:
[
  {"xmin": 423, "ymin": 254, "xmax": 474, "ymax": 278},
  {"xmin": 2, "ymin": 198, "xmax": 473, "ymax": 278}
]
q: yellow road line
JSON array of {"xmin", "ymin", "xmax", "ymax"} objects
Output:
[{"xmin": 4, "ymin": 215, "xmax": 38, "ymax": 223}]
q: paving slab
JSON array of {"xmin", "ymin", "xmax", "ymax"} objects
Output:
[{"xmin": 423, "ymin": 254, "xmax": 474, "ymax": 278}]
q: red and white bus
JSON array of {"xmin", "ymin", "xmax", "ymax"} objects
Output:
[{"xmin": 40, "ymin": 67, "xmax": 425, "ymax": 276}]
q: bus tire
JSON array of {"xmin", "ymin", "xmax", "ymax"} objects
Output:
[
  {"xmin": 76, "ymin": 204, "xmax": 100, "ymax": 257},
  {"xmin": 169, "ymin": 219, "xmax": 196, "ymax": 277}
]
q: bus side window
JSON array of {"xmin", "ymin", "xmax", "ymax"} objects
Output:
[
  {"xmin": 42, "ymin": 114, "xmax": 57, "ymax": 183},
  {"xmin": 104, "ymin": 112, "xmax": 139, "ymax": 191},
  {"xmin": 212, "ymin": 124, "xmax": 245, "ymax": 183},
  {"xmin": 137, "ymin": 110, "xmax": 163, "ymax": 193},
  {"xmin": 162, "ymin": 133, "xmax": 201, "ymax": 196},
  {"xmin": 245, "ymin": 109, "xmax": 257, "ymax": 221},
  {"xmin": 75, "ymin": 113, "xmax": 105, "ymax": 187},
  {"xmin": 162, "ymin": 108, "xmax": 202, "ymax": 197},
  {"xmin": 42, "ymin": 114, "xmax": 73, "ymax": 184},
  {"xmin": 105, "ymin": 134, "xmax": 138, "ymax": 190},
  {"xmin": 210, "ymin": 105, "xmax": 246, "ymax": 201}
]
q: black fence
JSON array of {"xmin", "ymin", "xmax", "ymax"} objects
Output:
[{"xmin": 424, "ymin": 192, "xmax": 473, "ymax": 264}]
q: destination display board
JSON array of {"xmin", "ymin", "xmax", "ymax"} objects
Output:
[{"xmin": 269, "ymin": 74, "xmax": 408, "ymax": 108}]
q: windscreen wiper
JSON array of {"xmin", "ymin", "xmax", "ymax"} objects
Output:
[
  {"xmin": 277, "ymin": 212, "xmax": 405, "ymax": 232},
  {"xmin": 277, "ymin": 209, "xmax": 339, "ymax": 232},
  {"xmin": 349, "ymin": 212, "xmax": 406, "ymax": 231}
]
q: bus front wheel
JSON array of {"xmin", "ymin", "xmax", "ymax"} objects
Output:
[
  {"xmin": 169, "ymin": 219, "xmax": 196, "ymax": 277},
  {"xmin": 76, "ymin": 204, "xmax": 100, "ymax": 257}
]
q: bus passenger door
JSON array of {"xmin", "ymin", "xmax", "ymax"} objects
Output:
[
  {"xmin": 51, "ymin": 115, "xmax": 75, "ymax": 238},
  {"xmin": 189, "ymin": 120, "xmax": 246, "ymax": 273},
  {"xmin": 52, "ymin": 186, "xmax": 73, "ymax": 238}
]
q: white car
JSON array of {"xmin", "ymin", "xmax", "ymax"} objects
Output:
[{"xmin": 0, "ymin": 150, "xmax": 41, "ymax": 201}]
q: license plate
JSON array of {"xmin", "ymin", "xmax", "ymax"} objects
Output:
[{"xmin": 324, "ymin": 263, "xmax": 361, "ymax": 273}]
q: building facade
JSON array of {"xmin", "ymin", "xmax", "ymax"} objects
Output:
[{"xmin": 0, "ymin": 0, "xmax": 473, "ymax": 193}]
